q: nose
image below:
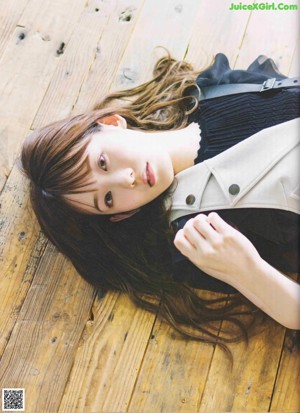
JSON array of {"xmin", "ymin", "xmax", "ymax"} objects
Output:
[{"xmin": 115, "ymin": 168, "xmax": 136, "ymax": 188}]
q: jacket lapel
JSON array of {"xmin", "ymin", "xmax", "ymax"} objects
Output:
[{"xmin": 171, "ymin": 118, "xmax": 300, "ymax": 221}]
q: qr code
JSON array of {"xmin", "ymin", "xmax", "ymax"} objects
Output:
[{"xmin": 2, "ymin": 388, "xmax": 25, "ymax": 411}]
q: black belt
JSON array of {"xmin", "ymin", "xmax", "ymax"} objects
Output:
[{"xmin": 191, "ymin": 77, "xmax": 300, "ymax": 101}]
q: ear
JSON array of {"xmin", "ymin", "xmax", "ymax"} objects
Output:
[
  {"xmin": 109, "ymin": 208, "xmax": 140, "ymax": 222},
  {"xmin": 96, "ymin": 114, "xmax": 127, "ymax": 129}
]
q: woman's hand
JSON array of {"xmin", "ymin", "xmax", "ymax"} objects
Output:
[
  {"xmin": 174, "ymin": 212, "xmax": 300, "ymax": 329},
  {"xmin": 173, "ymin": 212, "xmax": 261, "ymax": 287}
]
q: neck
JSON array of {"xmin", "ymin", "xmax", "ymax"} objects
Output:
[{"xmin": 150, "ymin": 123, "xmax": 201, "ymax": 174}]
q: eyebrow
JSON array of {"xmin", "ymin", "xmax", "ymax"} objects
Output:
[{"xmin": 93, "ymin": 192, "xmax": 103, "ymax": 212}]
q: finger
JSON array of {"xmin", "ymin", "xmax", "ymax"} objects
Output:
[
  {"xmin": 174, "ymin": 229, "xmax": 197, "ymax": 253},
  {"xmin": 192, "ymin": 214, "xmax": 220, "ymax": 241},
  {"xmin": 182, "ymin": 217, "xmax": 208, "ymax": 248},
  {"xmin": 184, "ymin": 227, "xmax": 206, "ymax": 250},
  {"xmin": 207, "ymin": 212, "xmax": 233, "ymax": 234}
]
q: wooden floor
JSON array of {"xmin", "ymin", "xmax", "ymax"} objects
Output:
[{"xmin": 0, "ymin": 1, "xmax": 299, "ymax": 412}]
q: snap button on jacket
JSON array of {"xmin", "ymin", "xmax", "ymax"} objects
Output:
[
  {"xmin": 228, "ymin": 184, "xmax": 240, "ymax": 195},
  {"xmin": 185, "ymin": 194, "xmax": 196, "ymax": 205},
  {"xmin": 170, "ymin": 118, "xmax": 300, "ymax": 222}
]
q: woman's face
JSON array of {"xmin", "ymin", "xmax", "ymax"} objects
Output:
[{"xmin": 65, "ymin": 122, "xmax": 175, "ymax": 216}]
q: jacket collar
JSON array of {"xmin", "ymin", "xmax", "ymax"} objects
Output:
[{"xmin": 171, "ymin": 118, "xmax": 300, "ymax": 215}]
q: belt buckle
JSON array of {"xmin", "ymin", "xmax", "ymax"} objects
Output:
[{"xmin": 260, "ymin": 78, "xmax": 276, "ymax": 92}]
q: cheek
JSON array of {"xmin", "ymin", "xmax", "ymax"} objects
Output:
[
  {"xmin": 159, "ymin": 157, "xmax": 174, "ymax": 179},
  {"xmin": 119, "ymin": 190, "xmax": 158, "ymax": 210},
  {"xmin": 160, "ymin": 167, "xmax": 174, "ymax": 190},
  {"xmin": 117, "ymin": 192, "xmax": 144, "ymax": 210}
]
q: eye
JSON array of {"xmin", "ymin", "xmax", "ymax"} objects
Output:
[
  {"xmin": 98, "ymin": 154, "xmax": 107, "ymax": 171},
  {"xmin": 104, "ymin": 191, "xmax": 113, "ymax": 208}
]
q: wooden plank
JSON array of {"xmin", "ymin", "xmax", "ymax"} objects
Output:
[
  {"xmin": 270, "ymin": 330, "xmax": 300, "ymax": 412},
  {"xmin": 199, "ymin": 319, "xmax": 286, "ymax": 412},
  {"xmin": 0, "ymin": 4, "xmax": 99, "ymax": 411},
  {"xmin": 235, "ymin": 6, "xmax": 299, "ymax": 73},
  {"xmin": 60, "ymin": 1, "xmax": 211, "ymax": 411},
  {"xmin": 56, "ymin": 1, "xmax": 205, "ymax": 410},
  {"xmin": 0, "ymin": 2, "xmax": 153, "ymax": 412},
  {"xmin": 73, "ymin": 0, "xmax": 146, "ymax": 114},
  {"xmin": 111, "ymin": 0, "xmax": 204, "ymax": 90},
  {"xmin": 32, "ymin": 0, "xmax": 122, "ymax": 128},
  {"xmin": 0, "ymin": 242, "xmax": 95, "ymax": 413},
  {"xmin": 58, "ymin": 293, "xmax": 155, "ymax": 413},
  {"xmin": 0, "ymin": 0, "xmax": 93, "ymax": 397},
  {"xmin": 0, "ymin": 2, "xmax": 150, "ymax": 412},
  {"xmin": 128, "ymin": 317, "xmax": 216, "ymax": 412},
  {"xmin": 0, "ymin": 0, "xmax": 30, "ymax": 59},
  {"xmin": 0, "ymin": 0, "xmax": 86, "ymax": 189},
  {"xmin": 185, "ymin": 0, "xmax": 251, "ymax": 69},
  {"xmin": 0, "ymin": 166, "xmax": 47, "ymax": 357},
  {"xmin": 288, "ymin": 42, "xmax": 300, "ymax": 77},
  {"xmin": 186, "ymin": 1, "xmax": 299, "ymax": 73}
]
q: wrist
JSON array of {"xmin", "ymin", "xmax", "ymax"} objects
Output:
[{"xmin": 231, "ymin": 256, "xmax": 272, "ymax": 298}]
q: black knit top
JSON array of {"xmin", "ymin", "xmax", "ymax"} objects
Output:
[
  {"xmin": 190, "ymin": 53, "xmax": 300, "ymax": 162},
  {"xmin": 171, "ymin": 54, "xmax": 300, "ymax": 293},
  {"xmin": 193, "ymin": 88, "xmax": 299, "ymax": 162}
]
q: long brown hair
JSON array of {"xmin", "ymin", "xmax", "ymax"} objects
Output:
[{"xmin": 21, "ymin": 52, "xmax": 257, "ymax": 356}]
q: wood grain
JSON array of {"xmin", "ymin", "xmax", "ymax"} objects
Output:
[
  {"xmin": 74, "ymin": 0, "xmax": 147, "ymax": 114},
  {"xmin": 199, "ymin": 319, "xmax": 286, "ymax": 412},
  {"xmin": 235, "ymin": 6, "xmax": 299, "ymax": 72},
  {"xmin": 58, "ymin": 293, "xmax": 155, "ymax": 412},
  {"xmin": 32, "ymin": 0, "xmax": 120, "ymax": 128},
  {"xmin": 270, "ymin": 330, "xmax": 300, "ymax": 412},
  {"xmin": 0, "ymin": 166, "xmax": 46, "ymax": 357},
  {"xmin": 111, "ymin": 0, "xmax": 203, "ymax": 89},
  {"xmin": 0, "ymin": 0, "xmax": 30, "ymax": 59},
  {"xmin": 0, "ymin": 0, "xmax": 86, "ymax": 189},
  {"xmin": 0, "ymin": 243, "xmax": 95, "ymax": 412},
  {"xmin": 0, "ymin": 1, "xmax": 299, "ymax": 412},
  {"xmin": 128, "ymin": 318, "xmax": 216, "ymax": 412},
  {"xmin": 185, "ymin": 0, "xmax": 251, "ymax": 69}
]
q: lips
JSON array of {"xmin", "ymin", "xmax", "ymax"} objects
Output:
[{"xmin": 146, "ymin": 162, "xmax": 156, "ymax": 187}]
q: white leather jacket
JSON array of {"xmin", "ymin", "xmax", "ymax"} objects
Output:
[{"xmin": 170, "ymin": 118, "xmax": 300, "ymax": 222}]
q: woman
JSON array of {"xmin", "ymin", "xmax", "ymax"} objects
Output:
[{"xmin": 20, "ymin": 52, "xmax": 300, "ymax": 352}]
